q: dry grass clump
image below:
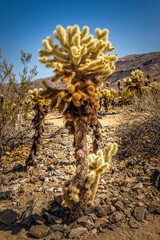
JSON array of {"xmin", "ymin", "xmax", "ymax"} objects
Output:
[{"xmin": 116, "ymin": 90, "xmax": 160, "ymax": 159}]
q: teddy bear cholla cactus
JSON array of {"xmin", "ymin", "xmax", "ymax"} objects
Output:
[
  {"xmin": 38, "ymin": 25, "xmax": 117, "ymax": 218},
  {"xmin": 123, "ymin": 69, "xmax": 143, "ymax": 95},
  {"xmin": 38, "ymin": 25, "xmax": 118, "ymax": 111},
  {"xmin": 63, "ymin": 142, "xmax": 118, "ymax": 209}
]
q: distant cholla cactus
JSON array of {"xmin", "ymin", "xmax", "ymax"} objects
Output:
[
  {"xmin": 123, "ymin": 69, "xmax": 143, "ymax": 95},
  {"xmin": 38, "ymin": 25, "xmax": 118, "ymax": 111},
  {"xmin": 101, "ymin": 88, "xmax": 118, "ymax": 111},
  {"xmin": 149, "ymin": 81, "xmax": 160, "ymax": 93},
  {"xmin": 123, "ymin": 76, "xmax": 133, "ymax": 88}
]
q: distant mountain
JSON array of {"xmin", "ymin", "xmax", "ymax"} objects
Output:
[
  {"xmin": 31, "ymin": 52, "xmax": 160, "ymax": 89},
  {"xmin": 107, "ymin": 52, "xmax": 160, "ymax": 88}
]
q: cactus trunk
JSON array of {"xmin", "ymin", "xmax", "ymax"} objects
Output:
[
  {"xmin": 25, "ymin": 103, "xmax": 48, "ymax": 167},
  {"xmin": 93, "ymin": 121, "xmax": 102, "ymax": 153},
  {"xmin": 72, "ymin": 116, "xmax": 89, "ymax": 218}
]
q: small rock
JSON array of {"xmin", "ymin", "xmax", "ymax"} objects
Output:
[
  {"xmin": 69, "ymin": 227, "xmax": 88, "ymax": 238},
  {"xmin": 50, "ymin": 224, "xmax": 67, "ymax": 232},
  {"xmin": 9, "ymin": 183, "xmax": 20, "ymax": 192},
  {"xmin": 94, "ymin": 217, "xmax": 109, "ymax": 228},
  {"xmin": 128, "ymin": 217, "xmax": 139, "ymax": 229},
  {"xmin": 28, "ymin": 224, "xmax": 50, "ymax": 239},
  {"xmin": 0, "ymin": 209, "xmax": 18, "ymax": 225},
  {"xmin": 114, "ymin": 201, "xmax": 124, "ymax": 211},
  {"xmin": 132, "ymin": 183, "xmax": 143, "ymax": 189},
  {"xmin": 91, "ymin": 228, "xmax": 97, "ymax": 234},
  {"xmin": 77, "ymin": 216, "xmax": 94, "ymax": 229},
  {"xmin": 110, "ymin": 212, "xmax": 123, "ymax": 223},
  {"xmin": 148, "ymin": 204, "xmax": 160, "ymax": 214},
  {"xmin": 132, "ymin": 207, "xmax": 146, "ymax": 221},
  {"xmin": 136, "ymin": 202, "xmax": 144, "ymax": 207},
  {"xmin": 0, "ymin": 188, "xmax": 12, "ymax": 200},
  {"xmin": 12, "ymin": 163, "xmax": 24, "ymax": 171},
  {"xmin": 136, "ymin": 194, "xmax": 145, "ymax": 200},
  {"xmin": 94, "ymin": 206, "xmax": 106, "ymax": 217},
  {"xmin": 21, "ymin": 215, "xmax": 33, "ymax": 228},
  {"xmin": 106, "ymin": 205, "xmax": 116, "ymax": 215},
  {"xmin": 33, "ymin": 213, "xmax": 45, "ymax": 224},
  {"xmin": 47, "ymin": 214, "xmax": 62, "ymax": 224}
]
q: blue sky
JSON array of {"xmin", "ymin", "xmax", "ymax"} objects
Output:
[{"xmin": 0, "ymin": 0, "xmax": 160, "ymax": 80}]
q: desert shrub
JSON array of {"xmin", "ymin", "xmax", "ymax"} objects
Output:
[
  {"xmin": 116, "ymin": 90, "xmax": 160, "ymax": 159},
  {"xmin": 0, "ymin": 49, "xmax": 38, "ymax": 157}
]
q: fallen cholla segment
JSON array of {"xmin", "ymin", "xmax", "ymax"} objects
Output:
[{"xmin": 63, "ymin": 143, "xmax": 118, "ymax": 209}]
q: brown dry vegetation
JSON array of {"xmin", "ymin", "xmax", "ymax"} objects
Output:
[{"xmin": 116, "ymin": 91, "xmax": 160, "ymax": 159}]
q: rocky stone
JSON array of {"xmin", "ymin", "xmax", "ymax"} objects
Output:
[
  {"xmin": 94, "ymin": 206, "xmax": 106, "ymax": 217},
  {"xmin": 28, "ymin": 224, "xmax": 50, "ymax": 239},
  {"xmin": 13, "ymin": 163, "xmax": 24, "ymax": 171},
  {"xmin": 132, "ymin": 183, "xmax": 143, "ymax": 189},
  {"xmin": 21, "ymin": 215, "xmax": 33, "ymax": 228},
  {"xmin": 106, "ymin": 205, "xmax": 116, "ymax": 215},
  {"xmin": 9, "ymin": 183, "xmax": 20, "ymax": 192},
  {"xmin": 69, "ymin": 227, "xmax": 88, "ymax": 238},
  {"xmin": 50, "ymin": 224, "xmax": 67, "ymax": 232},
  {"xmin": 114, "ymin": 201, "xmax": 124, "ymax": 211},
  {"xmin": 94, "ymin": 217, "xmax": 110, "ymax": 229},
  {"xmin": 148, "ymin": 204, "xmax": 160, "ymax": 214},
  {"xmin": 110, "ymin": 212, "xmax": 123, "ymax": 223},
  {"xmin": 46, "ymin": 214, "xmax": 62, "ymax": 224},
  {"xmin": 33, "ymin": 213, "xmax": 45, "ymax": 224},
  {"xmin": 136, "ymin": 194, "xmax": 145, "ymax": 200},
  {"xmin": 0, "ymin": 188, "xmax": 12, "ymax": 200},
  {"xmin": 132, "ymin": 207, "xmax": 147, "ymax": 221},
  {"xmin": 77, "ymin": 215, "xmax": 94, "ymax": 229},
  {"xmin": 128, "ymin": 217, "xmax": 139, "ymax": 229},
  {"xmin": 0, "ymin": 209, "xmax": 18, "ymax": 225}
]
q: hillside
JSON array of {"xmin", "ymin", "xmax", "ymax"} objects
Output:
[
  {"xmin": 31, "ymin": 52, "xmax": 160, "ymax": 89},
  {"xmin": 108, "ymin": 51, "xmax": 160, "ymax": 87}
]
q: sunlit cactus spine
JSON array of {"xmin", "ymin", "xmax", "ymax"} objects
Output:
[{"xmin": 38, "ymin": 24, "xmax": 118, "ymax": 218}]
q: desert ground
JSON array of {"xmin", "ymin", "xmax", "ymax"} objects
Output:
[{"xmin": 0, "ymin": 110, "xmax": 159, "ymax": 240}]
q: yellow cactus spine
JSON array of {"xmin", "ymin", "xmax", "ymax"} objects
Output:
[{"xmin": 86, "ymin": 143, "xmax": 118, "ymax": 205}]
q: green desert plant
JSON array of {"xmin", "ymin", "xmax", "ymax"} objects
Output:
[
  {"xmin": 0, "ymin": 49, "xmax": 38, "ymax": 157},
  {"xmin": 38, "ymin": 24, "xmax": 118, "ymax": 218}
]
